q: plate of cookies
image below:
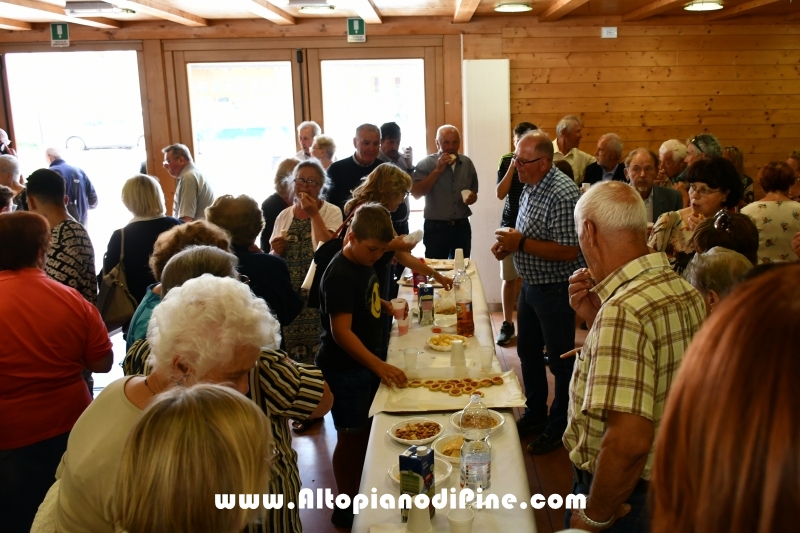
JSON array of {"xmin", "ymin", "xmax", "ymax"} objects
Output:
[
  {"xmin": 388, "ymin": 418, "xmax": 444, "ymax": 445},
  {"xmin": 426, "ymin": 333, "xmax": 468, "ymax": 352},
  {"xmin": 405, "ymin": 377, "xmax": 495, "ymax": 398}
]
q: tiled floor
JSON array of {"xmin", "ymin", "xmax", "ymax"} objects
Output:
[{"xmin": 291, "ymin": 311, "xmax": 586, "ymax": 533}]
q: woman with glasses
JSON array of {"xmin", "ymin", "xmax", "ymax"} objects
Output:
[
  {"xmin": 648, "ymin": 157, "xmax": 743, "ymax": 273},
  {"xmin": 269, "ymin": 160, "xmax": 342, "ymax": 366},
  {"xmin": 740, "ymin": 161, "xmax": 800, "ymax": 264}
]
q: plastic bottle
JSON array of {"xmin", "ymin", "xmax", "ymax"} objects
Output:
[
  {"xmin": 453, "ymin": 260, "xmax": 474, "ymax": 338},
  {"xmin": 459, "ymin": 394, "xmax": 491, "ymax": 491}
]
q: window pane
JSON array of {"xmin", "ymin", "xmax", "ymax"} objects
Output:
[
  {"xmin": 187, "ymin": 62, "xmax": 296, "ymax": 202},
  {"xmin": 5, "ymin": 50, "xmax": 145, "ymax": 273}
]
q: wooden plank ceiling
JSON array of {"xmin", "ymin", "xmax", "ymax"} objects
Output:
[{"xmin": 0, "ymin": 0, "xmax": 798, "ymax": 31}]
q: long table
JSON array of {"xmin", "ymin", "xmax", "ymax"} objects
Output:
[{"xmin": 352, "ymin": 262, "xmax": 537, "ymax": 533}]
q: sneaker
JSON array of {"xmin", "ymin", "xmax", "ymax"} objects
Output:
[
  {"xmin": 496, "ymin": 321, "xmax": 515, "ymax": 346},
  {"xmin": 516, "ymin": 413, "xmax": 547, "ymax": 437},
  {"xmin": 527, "ymin": 431, "xmax": 564, "ymax": 455},
  {"xmin": 331, "ymin": 504, "xmax": 354, "ymax": 528}
]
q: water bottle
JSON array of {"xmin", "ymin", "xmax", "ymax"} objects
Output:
[{"xmin": 459, "ymin": 394, "xmax": 491, "ymax": 491}]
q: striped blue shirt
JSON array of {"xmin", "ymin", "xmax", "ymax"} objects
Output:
[{"xmin": 513, "ymin": 164, "xmax": 586, "ymax": 284}]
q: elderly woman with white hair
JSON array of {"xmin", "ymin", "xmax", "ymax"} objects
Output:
[
  {"xmin": 54, "ymin": 275, "xmax": 280, "ymax": 533},
  {"xmin": 684, "ymin": 247, "xmax": 753, "ymax": 314},
  {"xmin": 100, "ymin": 174, "xmax": 182, "ymax": 306}
]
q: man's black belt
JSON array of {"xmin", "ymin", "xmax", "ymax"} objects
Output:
[
  {"xmin": 572, "ymin": 465, "xmax": 649, "ymax": 495},
  {"xmin": 425, "ymin": 218, "xmax": 470, "ymax": 227}
]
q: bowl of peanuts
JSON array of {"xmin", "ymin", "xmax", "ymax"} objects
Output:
[{"xmin": 387, "ymin": 418, "xmax": 443, "ymax": 445}]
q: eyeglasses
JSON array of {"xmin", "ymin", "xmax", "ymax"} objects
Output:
[
  {"xmin": 688, "ymin": 184, "xmax": 720, "ymax": 197},
  {"xmin": 713, "ymin": 210, "xmax": 731, "ymax": 231},
  {"xmin": 511, "ymin": 154, "xmax": 546, "ymax": 166},
  {"xmin": 237, "ymin": 273, "xmax": 251, "ymax": 285},
  {"xmin": 294, "ymin": 177, "xmax": 320, "ymax": 187}
]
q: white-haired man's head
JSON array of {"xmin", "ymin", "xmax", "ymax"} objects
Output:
[
  {"xmin": 435, "ymin": 124, "xmax": 461, "ymax": 155},
  {"xmin": 555, "ymin": 115, "xmax": 584, "ymax": 153},
  {"xmin": 575, "ymin": 181, "xmax": 647, "ymax": 239},
  {"xmin": 45, "ymin": 147, "xmax": 62, "ymax": 162}
]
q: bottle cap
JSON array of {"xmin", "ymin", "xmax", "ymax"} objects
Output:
[{"xmin": 416, "ymin": 446, "xmax": 427, "ymax": 455}]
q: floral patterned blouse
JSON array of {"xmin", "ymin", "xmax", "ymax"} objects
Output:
[
  {"xmin": 648, "ymin": 210, "xmax": 697, "ymax": 266},
  {"xmin": 741, "ymin": 200, "xmax": 800, "ymax": 264}
]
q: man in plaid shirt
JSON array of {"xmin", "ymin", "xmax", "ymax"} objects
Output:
[
  {"xmin": 564, "ymin": 182, "xmax": 705, "ymax": 532},
  {"xmin": 492, "ymin": 130, "xmax": 585, "ymax": 454}
]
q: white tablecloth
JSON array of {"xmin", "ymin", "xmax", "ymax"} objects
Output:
[{"xmin": 353, "ymin": 262, "xmax": 536, "ymax": 533}]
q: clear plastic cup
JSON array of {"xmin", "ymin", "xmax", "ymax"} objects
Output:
[
  {"xmin": 479, "ymin": 346, "xmax": 494, "ymax": 371},
  {"xmin": 398, "ymin": 317, "xmax": 410, "ymax": 336},
  {"xmin": 403, "ymin": 347, "xmax": 418, "ymax": 369},
  {"xmin": 447, "ymin": 508, "xmax": 474, "ymax": 533},
  {"xmin": 391, "ymin": 298, "xmax": 406, "ymax": 319}
]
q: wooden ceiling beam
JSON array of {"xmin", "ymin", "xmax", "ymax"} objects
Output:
[
  {"xmin": 538, "ymin": 0, "xmax": 590, "ymax": 22},
  {"xmin": 112, "ymin": 0, "xmax": 207, "ymax": 27},
  {"xmin": 453, "ymin": 0, "xmax": 481, "ymax": 23},
  {"xmin": 0, "ymin": 15, "xmax": 30, "ymax": 30},
  {"xmin": 351, "ymin": 0, "xmax": 381, "ymax": 24},
  {"xmin": 622, "ymin": 0, "xmax": 685, "ymax": 22},
  {"xmin": 0, "ymin": 0, "xmax": 121, "ymax": 28},
  {"xmin": 706, "ymin": 0, "xmax": 781, "ymax": 21},
  {"xmin": 240, "ymin": 0, "xmax": 295, "ymax": 26}
]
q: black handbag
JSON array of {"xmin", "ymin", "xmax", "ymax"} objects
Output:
[{"xmin": 305, "ymin": 211, "xmax": 355, "ymax": 309}]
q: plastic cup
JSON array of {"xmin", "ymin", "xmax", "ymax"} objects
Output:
[
  {"xmin": 280, "ymin": 229, "xmax": 288, "ymax": 238},
  {"xmin": 580, "ymin": 183, "xmax": 591, "ymax": 193},
  {"xmin": 391, "ymin": 298, "xmax": 406, "ymax": 319},
  {"xmin": 403, "ymin": 347, "xmax": 418, "ymax": 369},
  {"xmin": 450, "ymin": 340, "xmax": 466, "ymax": 367},
  {"xmin": 479, "ymin": 346, "xmax": 494, "ymax": 371},
  {"xmin": 461, "ymin": 189, "xmax": 471, "ymax": 203},
  {"xmin": 447, "ymin": 508, "xmax": 474, "ymax": 533},
  {"xmin": 398, "ymin": 317, "xmax": 410, "ymax": 336}
]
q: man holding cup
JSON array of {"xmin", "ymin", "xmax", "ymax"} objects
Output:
[
  {"xmin": 491, "ymin": 130, "xmax": 585, "ymax": 454},
  {"xmin": 412, "ymin": 125, "xmax": 478, "ymax": 259}
]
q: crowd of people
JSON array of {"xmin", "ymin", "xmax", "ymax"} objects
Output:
[{"xmin": 1, "ymin": 113, "xmax": 799, "ymax": 533}]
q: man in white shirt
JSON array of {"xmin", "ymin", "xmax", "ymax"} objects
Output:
[
  {"xmin": 553, "ymin": 115, "xmax": 596, "ymax": 185},
  {"xmin": 295, "ymin": 121, "xmax": 321, "ymax": 161},
  {"xmin": 161, "ymin": 143, "xmax": 214, "ymax": 222}
]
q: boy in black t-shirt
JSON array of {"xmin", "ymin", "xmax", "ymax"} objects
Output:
[{"xmin": 316, "ymin": 203, "xmax": 408, "ymax": 528}]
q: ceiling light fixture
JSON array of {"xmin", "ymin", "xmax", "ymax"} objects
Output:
[
  {"xmin": 66, "ymin": 1, "xmax": 133, "ymax": 14},
  {"xmin": 298, "ymin": 5, "xmax": 335, "ymax": 13},
  {"xmin": 494, "ymin": 3, "xmax": 533, "ymax": 12},
  {"xmin": 684, "ymin": 1, "xmax": 723, "ymax": 11}
]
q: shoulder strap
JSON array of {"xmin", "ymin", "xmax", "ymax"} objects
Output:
[
  {"xmin": 119, "ymin": 228, "xmax": 125, "ymax": 263},
  {"xmin": 333, "ymin": 209, "xmax": 357, "ymax": 238}
]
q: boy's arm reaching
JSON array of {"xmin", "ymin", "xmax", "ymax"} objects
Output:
[{"xmin": 330, "ymin": 312, "xmax": 408, "ymax": 387}]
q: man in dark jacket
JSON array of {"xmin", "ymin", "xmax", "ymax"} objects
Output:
[
  {"xmin": 46, "ymin": 147, "xmax": 97, "ymax": 225},
  {"xmin": 582, "ymin": 133, "xmax": 626, "ymax": 185},
  {"xmin": 626, "ymin": 148, "xmax": 683, "ymax": 223}
]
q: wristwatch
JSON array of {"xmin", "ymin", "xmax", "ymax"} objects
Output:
[
  {"xmin": 518, "ymin": 236, "xmax": 527, "ymax": 253},
  {"xmin": 577, "ymin": 508, "xmax": 613, "ymax": 529}
]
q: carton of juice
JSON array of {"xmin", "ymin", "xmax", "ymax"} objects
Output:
[{"xmin": 399, "ymin": 445, "xmax": 435, "ymax": 522}]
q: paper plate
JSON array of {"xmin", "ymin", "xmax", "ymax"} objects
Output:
[
  {"xmin": 426, "ymin": 334, "xmax": 468, "ymax": 352},
  {"xmin": 387, "ymin": 418, "xmax": 444, "ymax": 445},
  {"xmin": 432, "ymin": 434, "xmax": 464, "ymax": 464},
  {"xmin": 449, "ymin": 409, "xmax": 505, "ymax": 436}
]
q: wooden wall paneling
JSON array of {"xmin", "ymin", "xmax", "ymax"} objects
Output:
[
  {"xmin": 162, "ymin": 51, "xmax": 181, "ymax": 142},
  {"xmin": 140, "ymin": 40, "xmax": 175, "ymax": 214},
  {"xmin": 442, "ymin": 34, "xmax": 462, "ymax": 135},
  {"xmin": 0, "ymin": 41, "xmax": 143, "ymax": 54},
  {"xmin": 511, "ymin": 80, "xmax": 799, "ymax": 99},
  {"xmin": 511, "ymin": 65, "xmax": 800, "ymax": 84},
  {"xmin": 503, "ymin": 34, "xmax": 800, "ymax": 54},
  {"xmin": 171, "ymin": 51, "xmax": 193, "ymax": 154},
  {"xmin": 424, "ymin": 46, "xmax": 438, "ymax": 154},
  {"xmin": 502, "ymin": 25, "xmax": 800, "ymax": 39},
  {"xmin": 507, "ymin": 50, "xmax": 800, "ymax": 69},
  {"xmin": 305, "ymin": 48, "xmax": 324, "ymax": 133},
  {"xmin": 512, "ymin": 109, "xmax": 800, "ymax": 128},
  {"xmin": 182, "ymin": 49, "xmax": 291, "ymax": 62},
  {"xmin": 462, "ymin": 34, "xmax": 502, "ymax": 59},
  {"xmin": 512, "ymin": 94, "xmax": 800, "ymax": 114}
]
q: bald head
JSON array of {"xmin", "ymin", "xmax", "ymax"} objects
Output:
[{"xmin": 435, "ymin": 125, "xmax": 461, "ymax": 155}]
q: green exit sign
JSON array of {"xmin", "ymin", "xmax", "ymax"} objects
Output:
[
  {"xmin": 347, "ymin": 18, "xmax": 366, "ymax": 43},
  {"xmin": 51, "ymin": 23, "xmax": 69, "ymax": 47}
]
